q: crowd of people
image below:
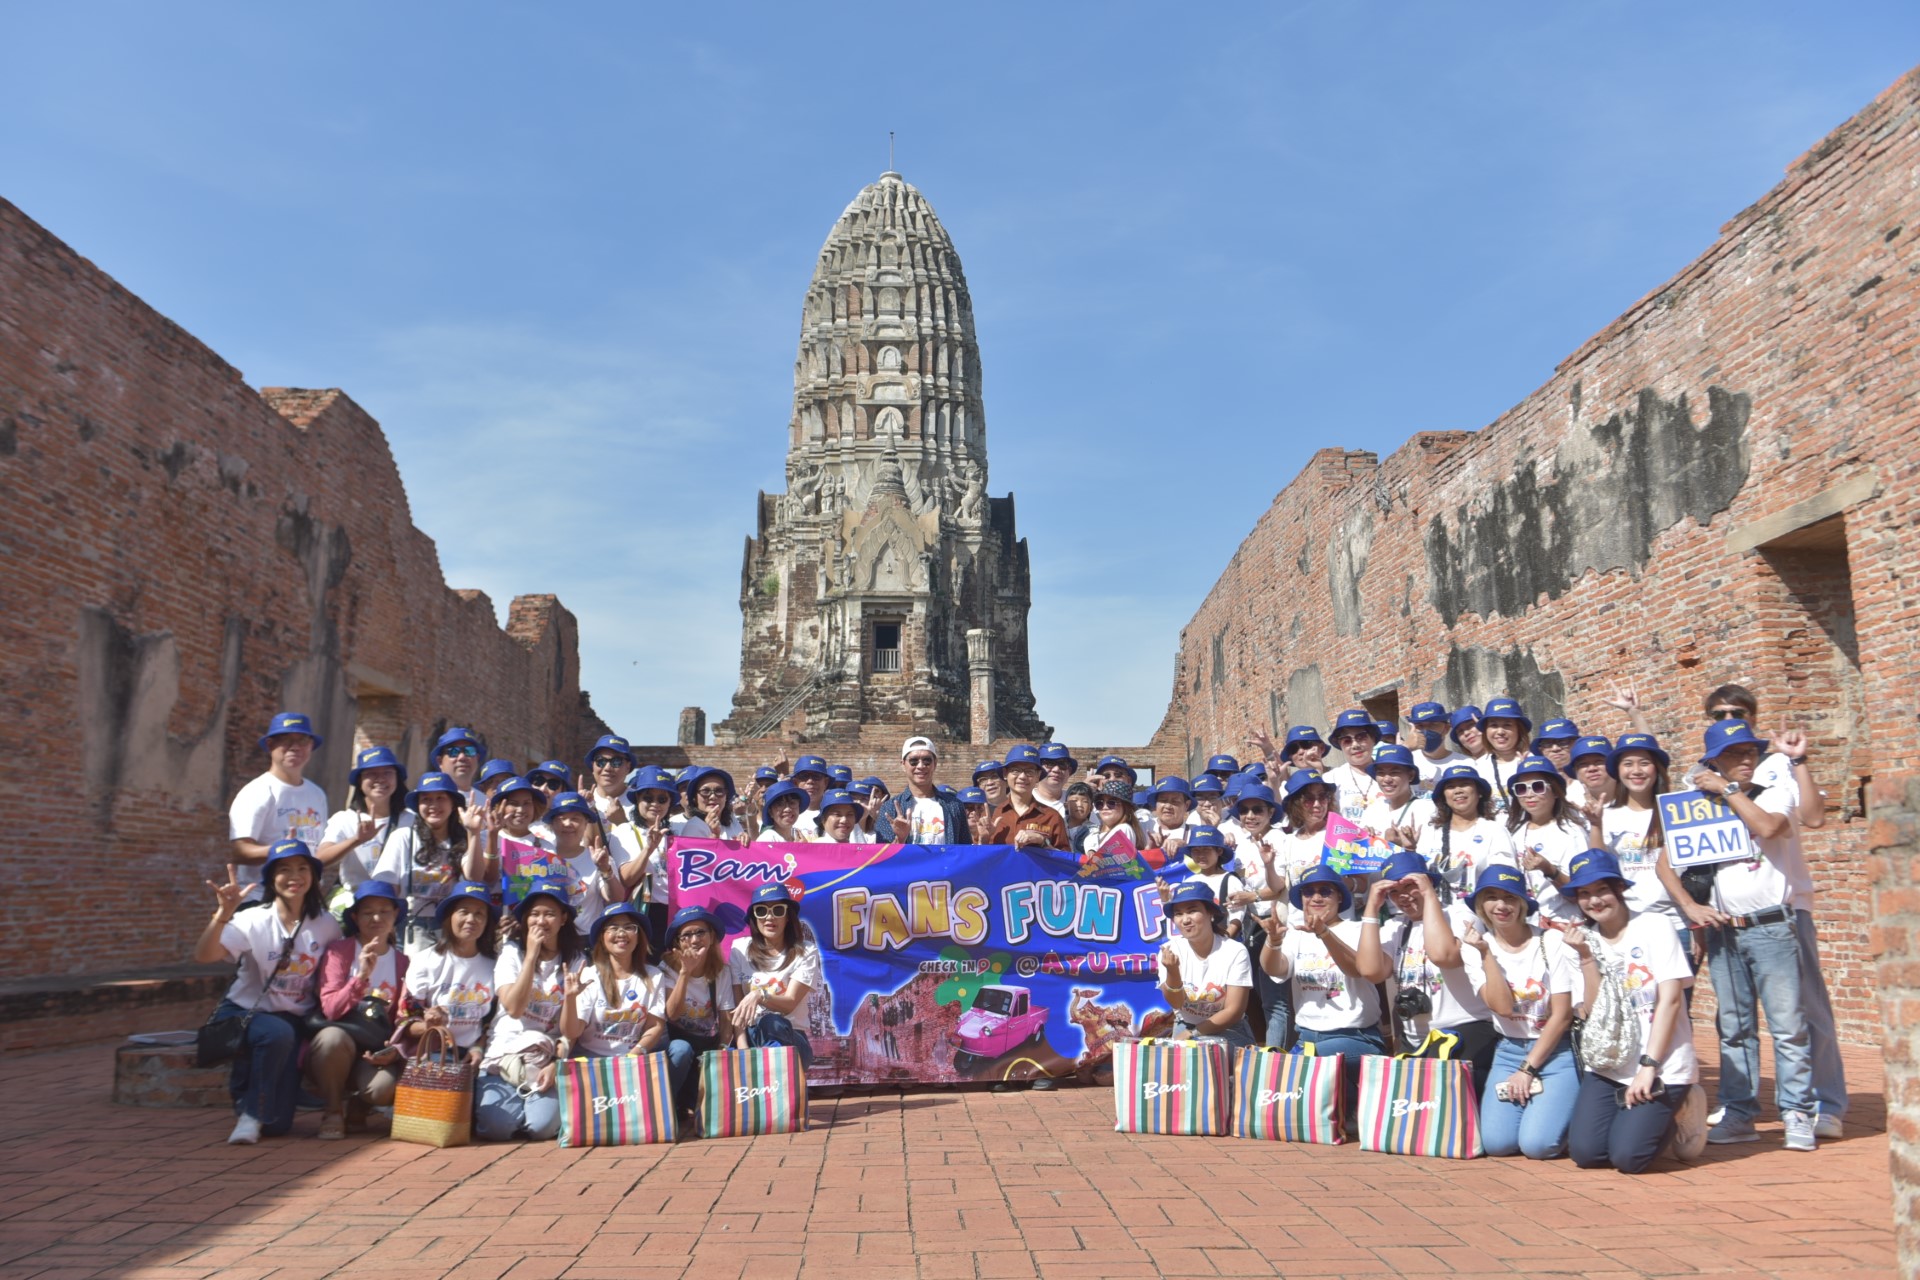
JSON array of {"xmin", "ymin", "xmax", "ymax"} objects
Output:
[{"xmin": 202, "ymin": 681, "xmax": 1847, "ymax": 1171}]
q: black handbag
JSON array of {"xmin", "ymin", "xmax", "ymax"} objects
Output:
[
  {"xmin": 318, "ymin": 995, "xmax": 397, "ymax": 1052},
  {"xmin": 194, "ymin": 930, "xmax": 299, "ymax": 1068}
]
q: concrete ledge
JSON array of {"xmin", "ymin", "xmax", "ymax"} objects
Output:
[
  {"xmin": 1725, "ymin": 471, "xmax": 1880, "ymax": 553},
  {"xmin": 0, "ymin": 964, "xmax": 230, "ymax": 1055}
]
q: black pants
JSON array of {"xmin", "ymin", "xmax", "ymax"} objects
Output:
[
  {"xmin": 1412, "ymin": 1019, "xmax": 1500, "ymax": 1098},
  {"xmin": 1568, "ymin": 1074, "xmax": 1683, "ymax": 1173}
]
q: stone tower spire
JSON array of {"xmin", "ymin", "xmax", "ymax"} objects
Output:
[{"xmin": 716, "ymin": 172, "xmax": 1049, "ymax": 746}]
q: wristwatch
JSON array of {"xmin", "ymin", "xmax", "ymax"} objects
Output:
[
  {"xmin": 1637, "ymin": 1054, "xmax": 1660, "ymax": 1069},
  {"xmin": 1520, "ymin": 1062, "xmax": 1542, "ymax": 1079},
  {"xmin": 1790, "ymin": 756, "xmax": 1809, "ymax": 767}
]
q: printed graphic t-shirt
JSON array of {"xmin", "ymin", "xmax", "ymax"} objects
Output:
[
  {"xmin": 1591, "ymin": 911, "xmax": 1697, "ymax": 1086},
  {"xmin": 1460, "ymin": 928, "xmax": 1577, "ymax": 1041},
  {"xmin": 228, "ymin": 773, "xmax": 328, "ymax": 895},
  {"xmin": 1157, "ymin": 932, "xmax": 1253, "ymax": 1029},
  {"xmin": 405, "ymin": 948, "xmax": 498, "ymax": 1050},
  {"xmin": 219, "ymin": 908, "xmax": 341, "ymax": 1014},
  {"xmin": 727, "ymin": 938, "xmax": 824, "ymax": 1027},
  {"xmin": 574, "ymin": 964, "xmax": 667, "ymax": 1058},
  {"xmin": 1281, "ymin": 921, "xmax": 1380, "ymax": 1032}
]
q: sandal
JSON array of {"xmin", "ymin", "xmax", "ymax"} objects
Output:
[{"xmin": 317, "ymin": 1112, "xmax": 346, "ymax": 1141}]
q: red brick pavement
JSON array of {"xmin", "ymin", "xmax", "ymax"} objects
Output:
[{"xmin": 0, "ymin": 1040, "xmax": 1893, "ymax": 1280}]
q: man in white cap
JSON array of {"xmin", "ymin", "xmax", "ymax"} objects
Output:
[{"xmin": 874, "ymin": 736, "xmax": 970, "ymax": 846}]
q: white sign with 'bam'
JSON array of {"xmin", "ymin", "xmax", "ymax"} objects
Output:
[{"xmin": 1658, "ymin": 789, "xmax": 1758, "ymax": 869}]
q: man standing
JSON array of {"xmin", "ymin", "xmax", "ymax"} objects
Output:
[
  {"xmin": 1406, "ymin": 702, "xmax": 1461, "ymax": 786},
  {"xmin": 876, "ymin": 737, "xmax": 970, "ymax": 846},
  {"xmin": 229, "ymin": 711, "xmax": 329, "ymax": 903},
  {"xmin": 1033, "ymin": 743, "xmax": 1078, "ymax": 816},
  {"xmin": 430, "ymin": 725, "xmax": 485, "ymax": 801},
  {"xmin": 790, "ymin": 755, "xmax": 832, "ymax": 838},
  {"xmin": 987, "ymin": 745, "xmax": 1071, "ymax": 851}
]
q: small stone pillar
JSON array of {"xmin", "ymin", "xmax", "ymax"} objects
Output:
[
  {"xmin": 966, "ymin": 628, "xmax": 996, "ymax": 745},
  {"xmin": 677, "ymin": 706, "xmax": 707, "ymax": 747}
]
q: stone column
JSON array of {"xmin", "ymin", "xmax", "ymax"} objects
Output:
[
  {"xmin": 677, "ymin": 707, "xmax": 707, "ymax": 747},
  {"xmin": 966, "ymin": 628, "xmax": 995, "ymax": 745}
]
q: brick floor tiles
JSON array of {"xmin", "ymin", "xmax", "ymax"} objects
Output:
[{"xmin": 0, "ymin": 1040, "xmax": 1893, "ymax": 1280}]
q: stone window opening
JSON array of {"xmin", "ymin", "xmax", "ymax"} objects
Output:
[{"xmin": 871, "ymin": 621, "xmax": 903, "ymax": 674}]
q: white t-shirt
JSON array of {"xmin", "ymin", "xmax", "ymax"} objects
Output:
[
  {"xmin": 1600, "ymin": 805, "xmax": 1681, "ymax": 923},
  {"xmin": 1182, "ymin": 868, "xmax": 1250, "ymax": 934},
  {"xmin": 1036, "ymin": 793, "xmax": 1068, "ymax": 819},
  {"xmin": 228, "ymin": 773, "xmax": 328, "ymax": 894},
  {"xmin": 906, "ymin": 794, "xmax": 951, "ymax": 844},
  {"xmin": 1415, "ymin": 749, "xmax": 1465, "ymax": 786},
  {"xmin": 406, "ymin": 948, "xmax": 497, "ymax": 1050},
  {"xmin": 1277, "ymin": 829, "xmax": 1333, "ymax": 927},
  {"xmin": 677, "ymin": 815, "xmax": 749, "ymax": 842},
  {"xmin": 1280, "ymin": 921, "xmax": 1379, "ymax": 1031},
  {"xmin": 574, "ymin": 963, "xmax": 667, "ymax": 1058},
  {"xmin": 1590, "ymin": 912, "xmax": 1698, "ymax": 1085},
  {"xmin": 1461, "ymin": 929, "xmax": 1577, "ymax": 1041},
  {"xmin": 373, "ymin": 825, "xmax": 465, "ymax": 944},
  {"xmin": 1711, "ymin": 784, "xmax": 1811, "ymax": 915},
  {"xmin": 481, "ymin": 943, "xmax": 571, "ymax": 1068},
  {"xmin": 1157, "ymin": 932, "xmax": 1253, "ymax": 1029},
  {"xmin": 218, "ymin": 908, "xmax": 341, "ymax": 1014},
  {"xmin": 609, "ymin": 823, "xmax": 674, "ymax": 905},
  {"xmin": 1380, "ymin": 903, "xmax": 1494, "ymax": 1036},
  {"xmin": 1507, "ymin": 818, "xmax": 1590, "ymax": 924},
  {"xmin": 1414, "ymin": 818, "xmax": 1517, "ymax": 899},
  {"xmin": 1226, "ymin": 828, "xmax": 1282, "ymax": 919},
  {"xmin": 727, "ymin": 938, "xmax": 824, "ymax": 1027},
  {"xmin": 1320, "ymin": 762, "xmax": 1380, "ymax": 824},
  {"xmin": 320, "ymin": 809, "xmax": 410, "ymax": 889},
  {"xmin": 664, "ymin": 967, "xmax": 738, "ymax": 1039},
  {"xmin": 1360, "ymin": 795, "xmax": 1436, "ymax": 845},
  {"xmin": 1473, "ymin": 755, "xmax": 1528, "ymax": 817}
]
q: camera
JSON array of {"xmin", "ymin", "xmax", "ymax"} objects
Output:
[{"xmin": 1393, "ymin": 988, "xmax": 1431, "ymax": 1018}]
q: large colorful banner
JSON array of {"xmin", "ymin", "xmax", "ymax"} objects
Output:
[{"xmin": 666, "ymin": 838, "xmax": 1195, "ymax": 1086}]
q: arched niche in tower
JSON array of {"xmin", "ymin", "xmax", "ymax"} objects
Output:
[{"xmin": 874, "ymin": 406, "xmax": 904, "ymax": 442}]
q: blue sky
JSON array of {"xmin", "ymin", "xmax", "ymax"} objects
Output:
[{"xmin": 8, "ymin": 5, "xmax": 1914, "ymax": 746}]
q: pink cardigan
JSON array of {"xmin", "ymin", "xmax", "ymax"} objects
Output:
[{"xmin": 316, "ymin": 937, "xmax": 411, "ymax": 1020}]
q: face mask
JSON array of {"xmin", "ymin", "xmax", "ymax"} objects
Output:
[{"xmin": 1421, "ymin": 729, "xmax": 1444, "ymax": 753}]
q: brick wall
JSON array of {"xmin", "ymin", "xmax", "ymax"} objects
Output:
[
  {"xmin": 0, "ymin": 197, "xmax": 606, "ymax": 984},
  {"xmin": 1870, "ymin": 772, "xmax": 1919, "ymax": 1270},
  {"xmin": 1151, "ymin": 67, "xmax": 1920, "ymax": 1047}
]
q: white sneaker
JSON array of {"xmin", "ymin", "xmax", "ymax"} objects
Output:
[
  {"xmin": 1671, "ymin": 1084, "xmax": 1708, "ymax": 1162},
  {"xmin": 1706, "ymin": 1104, "xmax": 1726, "ymax": 1126},
  {"xmin": 1814, "ymin": 1113, "xmax": 1843, "ymax": 1140},
  {"xmin": 227, "ymin": 1114, "xmax": 263, "ymax": 1145},
  {"xmin": 1782, "ymin": 1110, "xmax": 1818, "ymax": 1152}
]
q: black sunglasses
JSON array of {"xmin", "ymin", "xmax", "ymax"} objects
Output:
[{"xmin": 1708, "ymin": 709, "xmax": 1748, "ymax": 721}]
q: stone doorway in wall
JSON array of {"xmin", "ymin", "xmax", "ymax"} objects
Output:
[
  {"xmin": 1360, "ymin": 688, "xmax": 1403, "ymax": 741},
  {"xmin": 869, "ymin": 619, "xmax": 904, "ymax": 676},
  {"xmin": 1756, "ymin": 514, "xmax": 1866, "ymax": 820}
]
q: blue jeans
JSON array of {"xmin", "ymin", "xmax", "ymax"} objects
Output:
[
  {"xmin": 1794, "ymin": 909, "xmax": 1848, "ymax": 1119},
  {"xmin": 474, "ymin": 1072, "xmax": 561, "ymax": 1141},
  {"xmin": 1479, "ymin": 1036, "xmax": 1578, "ymax": 1160},
  {"xmin": 215, "ymin": 1001, "xmax": 304, "ymax": 1136},
  {"xmin": 1706, "ymin": 919, "xmax": 1814, "ymax": 1120},
  {"xmin": 1249, "ymin": 933, "xmax": 1294, "ymax": 1048},
  {"xmin": 665, "ymin": 1039, "xmax": 698, "ymax": 1105},
  {"xmin": 1294, "ymin": 1023, "xmax": 1387, "ymax": 1118},
  {"xmin": 745, "ymin": 1013, "xmax": 815, "ymax": 1069},
  {"xmin": 1568, "ymin": 1074, "xmax": 1682, "ymax": 1173}
]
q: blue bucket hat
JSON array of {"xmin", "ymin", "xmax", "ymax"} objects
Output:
[
  {"xmin": 956, "ymin": 786, "xmax": 988, "ymax": 805},
  {"xmin": 1702, "ymin": 719, "xmax": 1769, "ymax": 762},
  {"xmin": 1374, "ymin": 720, "xmax": 1398, "ymax": 741},
  {"xmin": 511, "ymin": 875, "xmax": 578, "ymax": 923},
  {"xmin": 750, "ymin": 882, "xmax": 797, "ymax": 909},
  {"xmin": 1531, "ymin": 718, "xmax": 1580, "ymax": 750},
  {"xmin": 527, "ymin": 758, "xmax": 573, "ymax": 786},
  {"xmin": 1369, "ymin": 744, "xmax": 1418, "ymax": 775},
  {"xmin": 759, "ymin": 779, "xmax": 807, "ymax": 826},
  {"xmin": 1468, "ymin": 864, "xmax": 1537, "ymax": 916},
  {"xmin": 1204, "ymin": 753, "xmax": 1240, "ymax": 775},
  {"xmin": 436, "ymin": 879, "xmax": 497, "ymax": 927},
  {"xmin": 1150, "ymin": 775, "xmax": 1194, "ymax": 802},
  {"xmin": 258, "ymin": 711, "xmax": 322, "ymax": 752},
  {"xmin": 1185, "ymin": 824, "xmax": 1228, "ymax": 852},
  {"xmin": 348, "ymin": 745, "xmax": 406, "ymax": 790},
  {"xmin": 1288, "ymin": 865, "xmax": 1353, "ymax": 912},
  {"xmin": 587, "ymin": 734, "xmax": 636, "ymax": 768},
  {"xmin": 753, "ymin": 765, "xmax": 780, "ymax": 784},
  {"xmin": 1282, "ymin": 725, "xmax": 1326, "ymax": 757},
  {"xmin": 1280, "ymin": 769, "xmax": 1331, "ymax": 802},
  {"xmin": 935, "ymin": 784, "xmax": 958, "ymax": 799},
  {"xmin": 1191, "ymin": 773, "xmax": 1225, "ymax": 796},
  {"xmin": 1038, "ymin": 742, "xmax": 1078, "ymax": 771},
  {"xmin": 1094, "ymin": 754, "xmax": 1138, "ymax": 783},
  {"xmin": 664, "ymin": 905, "xmax": 724, "ymax": 951},
  {"xmin": 431, "ymin": 726, "xmax": 482, "ymax": 757},
  {"xmin": 855, "ymin": 775, "xmax": 889, "ymax": 797},
  {"xmin": 1432, "ymin": 762, "xmax": 1492, "ymax": 799},
  {"xmin": 341, "ymin": 878, "xmax": 407, "ymax": 937},
  {"xmin": 261, "ymin": 839, "xmax": 321, "ymax": 879},
  {"xmin": 1003, "ymin": 744, "xmax": 1042, "ymax": 768},
  {"xmin": 625, "ymin": 765, "xmax": 679, "ymax": 804},
  {"xmin": 1164, "ymin": 878, "xmax": 1229, "ymax": 928},
  {"xmin": 684, "ymin": 766, "xmax": 738, "ymax": 806},
  {"xmin": 1506, "ymin": 755, "xmax": 1563, "ymax": 790},
  {"xmin": 1569, "ymin": 735, "xmax": 1613, "ymax": 767},
  {"xmin": 1448, "ymin": 706, "xmax": 1484, "ymax": 743},
  {"xmin": 791, "ymin": 755, "xmax": 831, "ymax": 781},
  {"xmin": 487, "ymin": 775, "xmax": 541, "ymax": 805},
  {"xmin": 476, "ymin": 757, "xmax": 519, "ymax": 790},
  {"xmin": 589, "ymin": 901, "xmax": 646, "ymax": 950},
  {"xmin": 543, "ymin": 791, "xmax": 594, "ymax": 822},
  {"xmin": 1222, "ymin": 775, "xmax": 1248, "ymax": 803},
  {"xmin": 826, "ymin": 764, "xmax": 854, "ymax": 787},
  {"xmin": 1233, "ymin": 782, "xmax": 1279, "ymax": 815},
  {"xmin": 1331, "ymin": 709, "xmax": 1379, "ymax": 739},
  {"xmin": 972, "ymin": 759, "xmax": 1005, "ymax": 782},
  {"xmin": 1379, "ymin": 849, "xmax": 1440, "ymax": 886},
  {"xmin": 406, "ymin": 771, "xmax": 464, "ymax": 809},
  {"xmin": 1606, "ymin": 732, "xmax": 1672, "ymax": 776},
  {"xmin": 816, "ymin": 787, "xmax": 867, "ymax": 824},
  {"xmin": 1481, "ymin": 697, "xmax": 1532, "ymax": 734},
  {"xmin": 1241, "ymin": 761, "xmax": 1269, "ymax": 780},
  {"xmin": 1560, "ymin": 847, "xmax": 1627, "ymax": 893},
  {"xmin": 1407, "ymin": 701, "xmax": 1449, "ymax": 726}
]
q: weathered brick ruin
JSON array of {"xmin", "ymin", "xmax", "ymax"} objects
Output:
[
  {"xmin": 1148, "ymin": 67, "xmax": 1918, "ymax": 1252},
  {"xmin": 0, "ymin": 197, "xmax": 607, "ymax": 1030}
]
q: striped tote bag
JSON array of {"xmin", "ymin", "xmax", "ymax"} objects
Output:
[
  {"xmin": 1112, "ymin": 1037, "xmax": 1229, "ymax": 1136},
  {"xmin": 557, "ymin": 1053, "xmax": 677, "ymax": 1147},
  {"xmin": 697, "ymin": 1047, "xmax": 808, "ymax": 1138},
  {"xmin": 1356, "ymin": 1055, "xmax": 1482, "ymax": 1159},
  {"xmin": 1230, "ymin": 1046, "xmax": 1344, "ymax": 1143}
]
